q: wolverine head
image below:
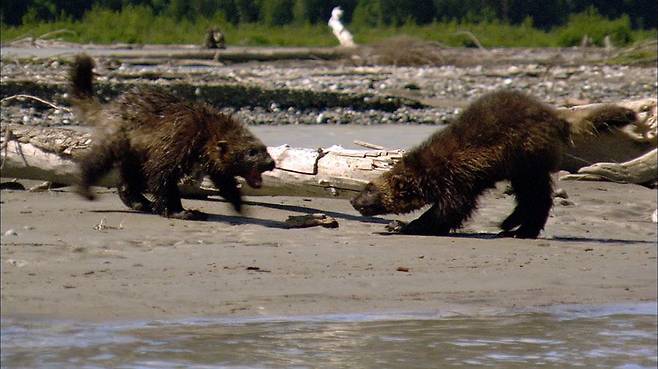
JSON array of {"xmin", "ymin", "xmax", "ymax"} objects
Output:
[
  {"xmin": 232, "ymin": 140, "xmax": 276, "ymax": 188},
  {"xmin": 351, "ymin": 170, "xmax": 427, "ymax": 216},
  {"xmin": 351, "ymin": 181, "xmax": 389, "ymax": 216},
  {"xmin": 204, "ymin": 115, "xmax": 276, "ymax": 188}
]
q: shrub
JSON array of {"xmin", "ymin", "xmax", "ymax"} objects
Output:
[{"xmin": 557, "ymin": 8, "xmax": 634, "ymax": 47}]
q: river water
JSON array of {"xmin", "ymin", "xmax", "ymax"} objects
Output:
[
  {"xmin": 2, "ymin": 303, "xmax": 656, "ymax": 369},
  {"xmin": 251, "ymin": 125, "xmax": 438, "ymax": 149}
]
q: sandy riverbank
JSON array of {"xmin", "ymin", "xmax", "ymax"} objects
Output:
[{"xmin": 1, "ymin": 177, "xmax": 655, "ymax": 322}]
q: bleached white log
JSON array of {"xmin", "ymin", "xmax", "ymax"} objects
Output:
[
  {"xmin": 0, "ymin": 125, "xmax": 401, "ymax": 199},
  {"xmin": 560, "ymin": 148, "xmax": 657, "ymax": 184}
]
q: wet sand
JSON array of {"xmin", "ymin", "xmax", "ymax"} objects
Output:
[{"xmin": 1, "ymin": 177, "xmax": 655, "ymax": 322}]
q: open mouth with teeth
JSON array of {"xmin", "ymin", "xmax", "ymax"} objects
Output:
[{"xmin": 243, "ymin": 168, "xmax": 264, "ymax": 188}]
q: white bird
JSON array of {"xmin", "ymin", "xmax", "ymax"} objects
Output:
[{"xmin": 328, "ymin": 7, "xmax": 356, "ymax": 48}]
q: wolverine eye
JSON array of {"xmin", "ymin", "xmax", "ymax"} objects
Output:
[{"xmin": 247, "ymin": 148, "xmax": 259, "ymax": 157}]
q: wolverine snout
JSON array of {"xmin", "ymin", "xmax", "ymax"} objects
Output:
[
  {"xmin": 263, "ymin": 157, "xmax": 276, "ymax": 171},
  {"xmin": 350, "ymin": 192, "xmax": 386, "ymax": 216}
]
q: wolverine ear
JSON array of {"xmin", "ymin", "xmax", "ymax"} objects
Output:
[{"xmin": 217, "ymin": 140, "xmax": 229, "ymax": 154}]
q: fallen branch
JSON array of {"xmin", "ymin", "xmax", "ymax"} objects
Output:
[
  {"xmin": 353, "ymin": 140, "xmax": 385, "ymax": 150},
  {"xmin": 37, "ymin": 29, "xmax": 77, "ymax": 40},
  {"xmin": 1, "ymin": 94, "xmax": 71, "ymax": 112},
  {"xmin": 560, "ymin": 148, "xmax": 657, "ymax": 185},
  {"xmin": 453, "ymin": 31, "xmax": 490, "ymax": 52}
]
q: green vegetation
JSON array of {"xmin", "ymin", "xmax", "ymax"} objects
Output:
[
  {"xmin": 605, "ymin": 39, "xmax": 658, "ymax": 65},
  {"xmin": 1, "ymin": 1, "xmax": 656, "ymax": 47}
]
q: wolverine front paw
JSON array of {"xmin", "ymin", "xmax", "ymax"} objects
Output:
[
  {"xmin": 496, "ymin": 228, "xmax": 540, "ymax": 239},
  {"xmin": 385, "ymin": 220, "xmax": 407, "ymax": 233},
  {"xmin": 166, "ymin": 209, "xmax": 208, "ymax": 221},
  {"xmin": 229, "ymin": 199, "xmax": 242, "ymax": 213},
  {"xmin": 129, "ymin": 201, "xmax": 153, "ymax": 213}
]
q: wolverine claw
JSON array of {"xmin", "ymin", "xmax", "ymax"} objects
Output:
[
  {"xmin": 496, "ymin": 229, "xmax": 539, "ymax": 239},
  {"xmin": 496, "ymin": 230, "xmax": 516, "ymax": 238},
  {"xmin": 385, "ymin": 220, "xmax": 407, "ymax": 233},
  {"xmin": 167, "ymin": 210, "xmax": 208, "ymax": 221}
]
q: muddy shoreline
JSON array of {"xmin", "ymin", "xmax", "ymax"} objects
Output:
[{"xmin": 1, "ymin": 177, "xmax": 656, "ymax": 322}]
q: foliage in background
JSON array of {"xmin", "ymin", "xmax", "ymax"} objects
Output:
[
  {"xmin": 1, "ymin": 0, "xmax": 656, "ymax": 47},
  {"xmin": 556, "ymin": 7, "xmax": 633, "ymax": 46},
  {"xmin": 2, "ymin": 0, "xmax": 657, "ymax": 29}
]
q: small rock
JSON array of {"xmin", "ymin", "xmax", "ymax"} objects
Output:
[
  {"xmin": 246, "ymin": 266, "xmax": 271, "ymax": 273},
  {"xmin": 558, "ymin": 199, "xmax": 575, "ymax": 206},
  {"xmin": 6, "ymin": 259, "xmax": 27, "ymax": 267},
  {"xmin": 396, "ymin": 267, "xmax": 410, "ymax": 272},
  {"xmin": 4, "ymin": 229, "xmax": 18, "ymax": 236}
]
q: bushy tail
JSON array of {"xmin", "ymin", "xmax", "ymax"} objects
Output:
[
  {"xmin": 557, "ymin": 104, "xmax": 638, "ymax": 140},
  {"xmin": 69, "ymin": 54, "xmax": 101, "ymax": 123}
]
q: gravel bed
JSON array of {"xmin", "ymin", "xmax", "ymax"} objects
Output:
[{"xmin": 1, "ymin": 50, "xmax": 656, "ymax": 127}]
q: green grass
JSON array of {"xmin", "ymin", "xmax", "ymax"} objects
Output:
[{"xmin": 1, "ymin": 6, "xmax": 655, "ymax": 48}]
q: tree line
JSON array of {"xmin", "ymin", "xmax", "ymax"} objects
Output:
[{"xmin": 2, "ymin": 0, "xmax": 656, "ymax": 30}]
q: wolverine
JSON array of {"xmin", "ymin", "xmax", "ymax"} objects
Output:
[
  {"xmin": 351, "ymin": 90, "xmax": 636, "ymax": 238},
  {"xmin": 70, "ymin": 54, "xmax": 275, "ymax": 220}
]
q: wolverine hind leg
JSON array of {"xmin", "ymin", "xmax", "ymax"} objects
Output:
[
  {"xmin": 150, "ymin": 178, "xmax": 207, "ymax": 220},
  {"xmin": 501, "ymin": 171, "xmax": 553, "ymax": 239},
  {"xmin": 117, "ymin": 157, "xmax": 153, "ymax": 212},
  {"xmin": 77, "ymin": 140, "xmax": 122, "ymax": 200}
]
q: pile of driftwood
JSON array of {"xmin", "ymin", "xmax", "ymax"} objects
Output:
[{"xmin": 1, "ymin": 98, "xmax": 655, "ymax": 200}]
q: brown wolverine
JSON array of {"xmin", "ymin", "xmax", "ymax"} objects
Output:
[
  {"xmin": 70, "ymin": 54, "xmax": 275, "ymax": 220},
  {"xmin": 351, "ymin": 90, "xmax": 636, "ymax": 238}
]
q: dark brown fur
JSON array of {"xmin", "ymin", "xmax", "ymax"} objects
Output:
[
  {"xmin": 351, "ymin": 90, "xmax": 637, "ymax": 239},
  {"xmin": 204, "ymin": 27, "xmax": 226, "ymax": 49},
  {"xmin": 70, "ymin": 54, "xmax": 274, "ymax": 220}
]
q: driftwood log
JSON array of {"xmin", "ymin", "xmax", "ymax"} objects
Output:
[
  {"xmin": 560, "ymin": 98, "xmax": 656, "ymax": 172},
  {"xmin": 1, "ymin": 98, "xmax": 656, "ymax": 199},
  {"xmin": 0, "ymin": 124, "xmax": 401, "ymax": 199},
  {"xmin": 560, "ymin": 148, "xmax": 657, "ymax": 185}
]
